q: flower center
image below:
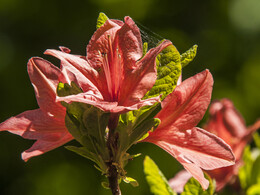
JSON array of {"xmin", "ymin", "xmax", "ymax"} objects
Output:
[{"xmin": 100, "ymin": 35, "xmax": 122, "ymax": 102}]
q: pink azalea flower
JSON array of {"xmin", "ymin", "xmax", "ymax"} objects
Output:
[
  {"xmin": 0, "ymin": 17, "xmax": 171, "ymax": 161},
  {"xmin": 169, "ymin": 98, "xmax": 260, "ymax": 192},
  {"xmin": 45, "ymin": 17, "xmax": 172, "ymax": 113},
  {"xmin": 205, "ymin": 99, "xmax": 260, "ymax": 191},
  {"xmin": 143, "ymin": 70, "xmax": 236, "ymax": 190}
]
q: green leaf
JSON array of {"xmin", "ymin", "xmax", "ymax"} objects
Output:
[
  {"xmin": 57, "ymin": 82, "xmax": 82, "ymax": 97},
  {"xmin": 116, "ymin": 103, "xmax": 161, "ymax": 155},
  {"xmin": 253, "ymin": 132, "xmax": 260, "ymax": 149},
  {"xmin": 65, "ymin": 106, "xmax": 111, "ymax": 174},
  {"xmin": 251, "ymin": 153, "xmax": 260, "ymax": 186},
  {"xmin": 57, "ymin": 82, "xmax": 84, "ymax": 109},
  {"xmin": 65, "ymin": 105, "xmax": 110, "ymax": 156},
  {"xmin": 101, "ymin": 181, "xmax": 110, "ymax": 189},
  {"xmin": 65, "ymin": 146, "xmax": 102, "ymax": 167},
  {"xmin": 129, "ymin": 118, "xmax": 160, "ymax": 146},
  {"xmin": 96, "ymin": 12, "xmax": 109, "ymax": 29},
  {"xmin": 239, "ymin": 146, "xmax": 254, "ymax": 190},
  {"xmin": 142, "ymin": 42, "xmax": 148, "ymax": 57},
  {"xmin": 116, "ymin": 115, "xmax": 160, "ymax": 155},
  {"xmin": 57, "ymin": 82, "xmax": 110, "ymax": 172},
  {"xmin": 181, "ymin": 173, "xmax": 215, "ymax": 195},
  {"xmin": 123, "ymin": 177, "xmax": 139, "ymax": 187},
  {"xmin": 144, "ymin": 44, "xmax": 182, "ymax": 100},
  {"xmin": 82, "ymin": 106, "xmax": 110, "ymax": 144},
  {"xmin": 180, "ymin": 45, "xmax": 198, "ymax": 68},
  {"xmin": 143, "ymin": 156, "xmax": 176, "ymax": 195},
  {"xmin": 247, "ymin": 182, "xmax": 260, "ymax": 195},
  {"xmin": 239, "ymin": 146, "xmax": 260, "ymax": 193},
  {"xmin": 133, "ymin": 103, "xmax": 161, "ymax": 128},
  {"xmin": 64, "ymin": 102, "xmax": 89, "ymax": 143}
]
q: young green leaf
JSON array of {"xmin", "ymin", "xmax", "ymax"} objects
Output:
[
  {"xmin": 180, "ymin": 45, "xmax": 198, "ymax": 68},
  {"xmin": 144, "ymin": 44, "xmax": 182, "ymax": 100},
  {"xmin": 144, "ymin": 156, "xmax": 176, "ymax": 195},
  {"xmin": 123, "ymin": 177, "xmax": 139, "ymax": 187},
  {"xmin": 181, "ymin": 173, "xmax": 215, "ymax": 195},
  {"xmin": 96, "ymin": 12, "xmax": 109, "ymax": 29},
  {"xmin": 142, "ymin": 42, "xmax": 148, "ymax": 57}
]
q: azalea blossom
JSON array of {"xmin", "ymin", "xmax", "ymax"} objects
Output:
[
  {"xmin": 0, "ymin": 17, "xmax": 171, "ymax": 161},
  {"xmin": 143, "ymin": 70, "xmax": 236, "ymax": 190},
  {"xmin": 205, "ymin": 99, "xmax": 260, "ymax": 191},
  {"xmin": 0, "ymin": 14, "xmax": 236, "ymax": 194},
  {"xmin": 45, "ymin": 17, "xmax": 172, "ymax": 113},
  {"xmin": 169, "ymin": 98, "xmax": 260, "ymax": 192}
]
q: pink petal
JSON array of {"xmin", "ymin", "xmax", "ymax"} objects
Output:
[
  {"xmin": 111, "ymin": 96, "xmax": 160, "ymax": 113},
  {"xmin": 205, "ymin": 101, "xmax": 233, "ymax": 143},
  {"xmin": 60, "ymin": 59, "xmax": 102, "ymax": 97},
  {"xmin": 205, "ymin": 99, "xmax": 257, "ymax": 152},
  {"xmin": 110, "ymin": 19, "xmax": 124, "ymax": 27},
  {"xmin": 57, "ymin": 92, "xmax": 160, "ymax": 113},
  {"xmin": 221, "ymin": 99, "xmax": 247, "ymax": 138},
  {"xmin": 0, "ymin": 109, "xmax": 72, "ymax": 161},
  {"xmin": 206, "ymin": 161, "xmax": 242, "ymax": 191},
  {"xmin": 59, "ymin": 46, "xmax": 71, "ymax": 53},
  {"xmin": 169, "ymin": 170, "xmax": 192, "ymax": 193},
  {"xmin": 44, "ymin": 49, "xmax": 98, "ymax": 82},
  {"xmin": 177, "ymin": 72, "xmax": 182, "ymax": 86},
  {"xmin": 179, "ymin": 161, "xmax": 209, "ymax": 190},
  {"xmin": 247, "ymin": 119, "xmax": 260, "ymax": 133},
  {"xmin": 45, "ymin": 49, "xmax": 107, "ymax": 99},
  {"xmin": 118, "ymin": 40, "xmax": 172, "ymax": 106},
  {"xmin": 155, "ymin": 69, "xmax": 213, "ymax": 131},
  {"xmin": 147, "ymin": 127, "xmax": 235, "ymax": 169},
  {"xmin": 232, "ymin": 119, "xmax": 260, "ymax": 160},
  {"xmin": 22, "ymin": 131, "xmax": 72, "ymax": 162},
  {"xmin": 57, "ymin": 93, "xmax": 118, "ymax": 112},
  {"xmin": 145, "ymin": 127, "xmax": 235, "ymax": 189},
  {"xmin": 87, "ymin": 19, "xmax": 121, "ymax": 69},
  {"xmin": 28, "ymin": 57, "xmax": 66, "ymax": 117},
  {"xmin": 114, "ymin": 16, "xmax": 143, "ymax": 70}
]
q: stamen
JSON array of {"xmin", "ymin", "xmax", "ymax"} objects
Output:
[
  {"xmin": 115, "ymin": 49, "xmax": 122, "ymax": 99},
  {"xmin": 107, "ymin": 35, "xmax": 113, "ymax": 60},
  {"xmin": 102, "ymin": 53, "xmax": 113, "ymax": 100},
  {"xmin": 107, "ymin": 35, "xmax": 116, "ymax": 98}
]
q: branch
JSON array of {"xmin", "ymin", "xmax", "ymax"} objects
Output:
[{"xmin": 108, "ymin": 162, "xmax": 121, "ymax": 195}]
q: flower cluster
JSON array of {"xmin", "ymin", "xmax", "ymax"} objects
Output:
[{"xmin": 0, "ymin": 14, "xmax": 236, "ymax": 192}]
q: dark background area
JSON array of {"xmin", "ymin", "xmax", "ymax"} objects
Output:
[{"xmin": 0, "ymin": 0, "xmax": 260, "ymax": 194}]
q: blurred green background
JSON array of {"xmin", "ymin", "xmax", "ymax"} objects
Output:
[{"xmin": 0, "ymin": 0, "xmax": 260, "ymax": 194}]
